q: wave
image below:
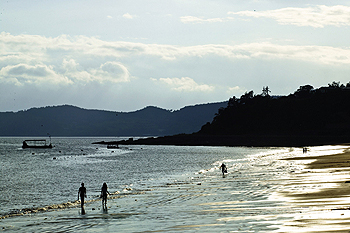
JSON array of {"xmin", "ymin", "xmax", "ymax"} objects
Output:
[
  {"xmin": 0, "ymin": 191, "xmax": 145, "ymax": 219},
  {"xmin": 0, "ymin": 200, "xmax": 80, "ymax": 219}
]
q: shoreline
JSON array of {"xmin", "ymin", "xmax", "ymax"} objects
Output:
[
  {"xmin": 3, "ymin": 144, "xmax": 350, "ymax": 232},
  {"xmin": 93, "ymin": 134, "xmax": 350, "ymax": 147},
  {"xmin": 282, "ymin": 147, "xmax": 350, "ymax": 200},
  {"xmin": 274, "ymin": 145, "xmax": 350, "ymax": 232},
  {"xmin": 286, "ymin": 148, "xmax": 350, "ymax": 170}
]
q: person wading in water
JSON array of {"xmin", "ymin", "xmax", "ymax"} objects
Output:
[
  {"xmin": 78, "ymin": 183, "xmax": 87, "ymax": 213},
  {"xmin": 101, "ymin": 182, "xmax": 110, "ymax": 208},
  {"xmin": 220, "ymin": 163, "xmax": 227, "ymax": 176}
]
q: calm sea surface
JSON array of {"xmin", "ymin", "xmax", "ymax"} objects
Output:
[{"xmin": 1, "ymin": 137, "xmax": 349, "ymax": 232}]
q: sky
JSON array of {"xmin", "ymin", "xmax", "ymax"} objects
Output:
[{"xmin": 1, "ymin": 0, "xmax": 350, "ymax": 112}]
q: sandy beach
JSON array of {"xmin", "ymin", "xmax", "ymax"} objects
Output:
[
  {"xmin": 277, "ymin": 145, "xmax": 350, "ymax": 232},
  {"xmin": 283, "ymin": 146, "xmax": 350, "ymax": 198}
]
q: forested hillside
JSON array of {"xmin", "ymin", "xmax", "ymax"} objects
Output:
[
  {"xmin": 108, "ymin": 82, "xmax": 350, "ymax": 147},
  {"xmin": 199, "ymin": 82, "xmax": 350, "ymax": 136}
]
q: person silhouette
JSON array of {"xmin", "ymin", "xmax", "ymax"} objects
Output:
[
  {"xmin": 220, "ymin": 163, "xmax": 227, "ymax": 176},
  {"xmin": 78, "ymin": 183, "xmax": 87, "ymax": 211},
  {"xmin": 101, "ymin": 182, "xmax": 110, "ymax": 208}
]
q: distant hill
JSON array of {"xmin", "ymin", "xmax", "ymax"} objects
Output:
[
  {"xmin": 107, "ymin": 82, "xmax": 350, "ymax": 147},
  {"xmin": 199, "ymin": 82, "xmax": 350, "ymax": 137},
  {"xmin": 0, "ymin": 102, "xmax": 227, "ymax": 136}
]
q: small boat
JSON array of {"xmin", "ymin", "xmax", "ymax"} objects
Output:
[
  {"xmin": 107, "ymin": 145, "xmax": 119, "ymax": 149},
  {"xmin": 22, "ymin": 139, "xmax": 53, "ymax": 149}
]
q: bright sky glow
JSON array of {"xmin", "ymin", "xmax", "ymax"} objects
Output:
[{"xmin": 1, "ymin": 1, "xmax": 350, "ymax": 112}]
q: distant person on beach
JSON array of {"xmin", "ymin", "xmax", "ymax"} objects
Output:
[
  {"xmin": 78, "ymin": 183, "xmax": 87, "ymax": 208},
  {"xmin": 101, "ymin": 182, "xmax": 110, "ymax": 207},
  {"xmin": 220, "ymin": 163, "xmax": 227, "ymax": 175}
]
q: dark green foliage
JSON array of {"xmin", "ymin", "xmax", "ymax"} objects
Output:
[{"xmin": 199, "ymin": 82, "xmax": 350, "ymax": 136}]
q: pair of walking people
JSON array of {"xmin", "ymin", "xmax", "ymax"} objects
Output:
[{"xmin": 78, "ymin": 182, "xmax": 110, "ymax": 210}]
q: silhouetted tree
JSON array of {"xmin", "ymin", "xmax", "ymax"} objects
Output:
[
  {"xmin": 296, "ymin": 85, "xmax": 314, "ymax": 93},
  {"xmin": 228, "ymin": 96, "xmax": 238, "ymax": 107},
  {"xmin": 329, "ymin": 81, "xmax": 340, "ymax": 88},
  {"xmin": 294, "ymin": 84, "xmax": 314, "ymax": 98},
  {"xmin": 241, "ymin": 91, "xmax": 254, "ymax": 99},
  {"xmin": 261, "ymin": 86, "xmax": 271, "ymax": 97},
  {"xmin": 240, "ymin": 91, "xmax": 254, "ymax": 104}
]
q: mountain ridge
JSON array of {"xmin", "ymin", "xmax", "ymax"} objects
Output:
[{"xmin": 0, "ymin": 102, "xmax": 228, "ymax": 136}]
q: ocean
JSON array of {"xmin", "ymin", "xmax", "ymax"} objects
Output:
[{"xmin": 1, "ymin": 137, "xmax": 349, "ymax": 232}]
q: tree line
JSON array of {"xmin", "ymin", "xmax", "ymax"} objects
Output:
[{"xmin": 199, "ymin": 81, "xmax": 350, "ymax": 136}]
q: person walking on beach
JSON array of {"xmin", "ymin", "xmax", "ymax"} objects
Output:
[
  {"xmin": 101, "ymin": 182, "xmax": 110, "ymax": 207},
  {"xmin": 78, "ymin": 183, "xmax": 87, "ymax": 209},
  {"xmin": 220, "ymin": 163, "xmax": 227, "ymax": 176}
]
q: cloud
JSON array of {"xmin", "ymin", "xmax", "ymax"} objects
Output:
[
  {"xmin": 91, "ymin": 61, "xmax": 131, "ymax": 83},
  {"xmin": 1, "ymin": 31, "xmax": 350, "ymax": 112},
  {"xmin": 123, "ymin": 13, "xmax": 134, "ymax": 19},
  {"xmin": 1, "ymin": 32, "xmax": 350, "ymax": 90},
  {"xmin": 180, "ymin": 16, "xmax": 233, "ymax": 24},
  {"xmin": 228, "ymin": 86, "xmax": 245, "ymax": 94},
  {"xmin": 153, "ymin": 77, "xmax": 215, "ymax": 92},
  {"xmin": 3, "ymin": 32, "xmax": 350, "ymax": 65},
  {"xmin": 0, "ymin": 33, "xmax": 135, "ymax": 86},
  {"xmin": 59, "ymin": 59, "xmax": 131, "ymax": 84},
  {"xmin": 6, "ymin": 64, "xmax": 52, "ymax": 77},
  {"xmin": 229, "ymin": 5, "xmax": 350, "ymax": 28},
  {"xmin": 0, "ymin": 63, "xmax": 71, "ymax": 86}
]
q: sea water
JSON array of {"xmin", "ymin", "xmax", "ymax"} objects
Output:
[{"xmin": 1, "ymin": 137, "xmax": 349, "ymax": 232}]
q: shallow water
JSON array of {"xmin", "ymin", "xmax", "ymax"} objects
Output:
[{"xmin": 1, "ymin": 138, "xmax": 350, "ymax": 232}]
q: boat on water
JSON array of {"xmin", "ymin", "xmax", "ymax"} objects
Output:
[
  {"xmin": 107, "ymin": 144, "xmax": 119, "ymax": 149},
  {"xmin": 22, "ymin": 139, "xmax": 53, "ymax": 149}
]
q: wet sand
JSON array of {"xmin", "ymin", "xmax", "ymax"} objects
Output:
[
  {"xmin": 278, "ymin": 145, "xmax": 350, "ymax": 232},
  {"xmin": 283, "ymin": 147, "xmax": 350, "ymax": 199}
]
